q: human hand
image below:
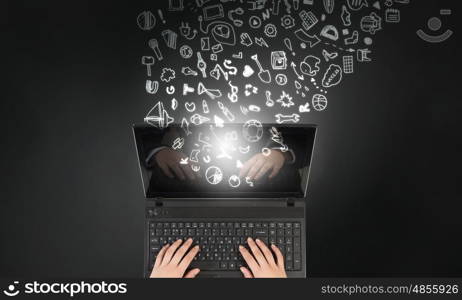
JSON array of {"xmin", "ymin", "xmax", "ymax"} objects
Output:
[
  {"xmin": 155, "ymin": 148, "xmax": 197, "ymax": 181},
  {"xmin": 150, "ymin": 238, "xmax": 201, "ymax": 278},
  {"xmin": 238, "ymin": 238, "xmax": 287, "ymax": 278},
  {"xmin": 239, "ymin": 150, "xmax": 286, "ymax": 181}
]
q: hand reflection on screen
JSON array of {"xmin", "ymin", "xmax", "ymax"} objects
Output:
[
  {"xmin": 239, "ymin": 150, "xmax": 287, "ymax": 181},
  {"xmin": 155, "ymin": 148, "xmax": 198, "ymax": 181}
]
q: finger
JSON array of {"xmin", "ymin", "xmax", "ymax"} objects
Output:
[
  {"xmin": 239, "ymin": 267, "xmax": 254, "ymax": 278},
  {"xmin": 161, "ymin": 239, "xmax": 183, "ymax": 266},
  {"xmin": 239, "ymin": 245, "xmax": 260, "ymax": 271},
  {"xmin": 181, "ymin": 164, "xmax": 196, "ymax": 181},
  {"xmin": 171, "ymin": 164, "xmax": 186, "ymax": 180},
  {"xmin": 159, "ymin": 163, "xmax": 174, "ymax": 179},
  {"xmin": 247, "ymin": 238, "xmax": 267, "ymax": 265},
  {"xmin": 153, "ymin": 244, "xmax": 169, "ymax": 269},
  {"xmin": 271, "ymin": 244, "xmax": 285, "ymax": 269},
  {"xmin": 170, "ymin": 238, "xmax": 193, "ymax": 265},
  {"xmin": 254, "ymin": 163, "xmax": 272, "ymax": 181},
  {"xmin": 268, "ymin": 164, "xmax": 283, "ymax": 179},
  {"xmin": 184, "ymin": 268, "xmax": 201, "ymax": 278},
  {"xmin": 256, "ymin": 239, "xmax": 276, "ymax": 266},
  {"xmin": 247, "ymin": 159, "xmax": 266, "ymax": 180},
  {"xmin": 239, "ymin": 156, "xmax": 258, "ymax": 177},
  {"xmin": 178, "ymin": 245, "xmax": 200, "ymax": 271}
]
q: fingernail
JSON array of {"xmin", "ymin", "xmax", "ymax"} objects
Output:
[
  {"xmin": 239, "ymin": 245, "xmax": 244, "ymax": 250},
  {"xmin": 256, "ymin": 238, "xmax": 261, "ymax": 243},
  {"xmin": 247, "ymin": 237, "xmax": 252, "ymax": 242}
]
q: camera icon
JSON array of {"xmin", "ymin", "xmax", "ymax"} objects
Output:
[
  {"xmin": 417, "ymin": 9, "xmax": 453, "ymax": 43},
  {"xmin": 3, "ymin": 281, "xmax": 20, "ymax": 297}
]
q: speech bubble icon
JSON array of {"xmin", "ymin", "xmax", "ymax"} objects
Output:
[{"xmin": 347, "ymin": 0, "xmax": 369, "ymax": 11}]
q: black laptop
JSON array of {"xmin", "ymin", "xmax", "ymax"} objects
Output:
[{"xmin": 133, "ymin": 123, "xmax": 316, "ymax": 278}]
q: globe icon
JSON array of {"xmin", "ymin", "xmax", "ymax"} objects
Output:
[{"xmin": 312, "ymin": 94, "xmax": 328, "ymax": 111}]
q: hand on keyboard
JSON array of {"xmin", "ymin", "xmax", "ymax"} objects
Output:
[
  {"xmin": 239, "ymin": 238, "xmax": 287, "ymax": 278},
  {"xmin": 155, "ymin": 148, "xmax": 197, "ymax": 181},
  {"xmin": 150, "ymin": 238, "xmax": 201, "ymax": 278},
  {"xmin": 239, "ymin": 150, "xmax": 287, "ymax": 181}
]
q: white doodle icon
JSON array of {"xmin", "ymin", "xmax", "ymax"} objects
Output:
[
  {"xmin": 321, "ymin": 25, "xmax": 339, "ymax": 41},
  {"xmin": 264, "ymin": 23, "xmax": 278, "ymax": 37},
  {"xmin": 300, "ymin": 55, "xmax": 321, "ymax": 77},
  {"xmin": 179, "ymin": 22, "xmax": 198, "ymax": 40},
  {"xmin": 197, "ymin": 52, "xmax": 207, "ymax": 78},
  {"xmin": 185, "ymin": 102, "xmax": 196, "ymax": 112},
  {"xmin": 347, "ymin": 0, "xmax": 369, "ymax": 11},
  {"xmin": 271, "ymin": 51, "xmax": 287, "ymax": 70},
  {"xmin": 162, "ymin": 30, "xmax": 178, "ymax": 49},
  {"xmin": 137, "ymin": 11, "xmax": 156, "ymax": 30},
  {"xmin": 275, "ymin": 74, "xmax": 288, "ymax": 86},
  {"xmin": 198, "ymin": 82, "xmax": 222, "ymax": 99},
  {"xmin": 145, "ymin": 80, "xmax": 158, "ymax": 94},
  {"xmin": 180, "ymin": 45, "xmax": 193, "ymax": 59},
  {"xmin": 275, "ymin": 113, "xmax": 300, "ymax": 124},
  {"xmin": 243, "ymin": 120, "xmax": 263, "ymax": 143},
  {"xmin": 172, "ymin": 137, "xmax": 185, "ymax": 150},
  {"xmin": 276, "ymin": 91, "xmax": 294, "ymax": 108},
  {"xmin": 160, "ymin": 68, "xmax": 176, "ymax": 83},
  {"xmin": 141, "ymin": 56, "xmax": 155, "ymax": 77},
  {"xmin": 206, "ymin": 166, "xmax": 223, "ymax": 185},
  {"xmin": 148, "ymin": 38, "xmax": 163, "ymax": 61},
  {"xmin": 228, "ymin": 175, "xmax": 241, "ymax": 188},
  {"xmin": 191, "ymin": 113, "xmax": 210, "ymax": 125},
  {"xmin": 312, "ymin": 94, "xmax": 328, "ymax": 111},
  {"xmin": 145, "ymin": 102, "xmax": 174, "ymax": 128},
  {"xmin": 251, "ymin": 54, "xmax": 272, "ymax": 84},
  {"xmin": 171, "ymin": 98, "xmax": 178, "ymax": 111},
  {"xmin": 299, "ymin": 10, "xmax": 318, "ymax": 31},
  {"xmin": 322, "ymin": 64, "xmax": 343, "ymax": 88},
  {"xmin": 361, "ymin": 12, "xmax": 382, "ymax": 35}
]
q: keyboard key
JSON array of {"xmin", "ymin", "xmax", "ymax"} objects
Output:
[
  {"xmin": 190, "ymin": 261, "xmax": 220, "ymax": 270},
  {"xmin": 254, "ymin": 229, "xmax": 268, "ymax": 236}
]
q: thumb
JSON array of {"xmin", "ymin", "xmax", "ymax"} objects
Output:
[
  {"xmin": 240, "ymin": 267, "xmax": 254, "ymax": 278},
  {"xmin": 184, "ymin": 268, "xmax": 201, "ymax": 278}
]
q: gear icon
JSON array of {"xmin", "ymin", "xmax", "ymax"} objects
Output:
[
  {"xmin": 281, "ymin": 15, "xmax": 295, "ymax": 29},
  {"xmin": 264, "ymin": 23, "xmax": 277, "ymax": 37}
]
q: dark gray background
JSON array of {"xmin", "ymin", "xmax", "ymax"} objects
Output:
[{"xmin": 1, "ymin": 0, "xmax": 461, "ymax": 278}]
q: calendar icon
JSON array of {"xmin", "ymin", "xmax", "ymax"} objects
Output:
[
  {"xmin": 343, "ymin": 56, "xmax": 354, "ymax": 74},
  {"xmin": 386, "ymin": 9, "xmax": 401, "ymax": 23}
]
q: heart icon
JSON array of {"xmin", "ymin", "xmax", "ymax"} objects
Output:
[
  {"xmin": 243, "ymin": 65, "xmax": 254, "ymax": 78},
  {"xmin": 185, "ymin": 102, "xmax": 196, "ymax": 112}
]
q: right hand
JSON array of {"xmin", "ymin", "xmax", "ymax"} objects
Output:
[
  {"xmin": 155, "ymin": 148, "xmax": 197, "ymax": 181},
  {"xmin": 239, "ymin": 238, "xmax": 287, "ymax": 278}
]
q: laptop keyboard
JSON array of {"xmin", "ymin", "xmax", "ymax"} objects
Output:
[{"xmin": 148, "ymin": 221, "xmax": 302, "ymax": 272}]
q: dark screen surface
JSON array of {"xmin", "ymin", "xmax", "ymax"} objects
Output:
[
  {"xmin": 133, "ymin": 124, "xmax": 316, "ymax": 198},
  {"xmin": 1, "ymin": 0, "xmax": 461, "ymax": 280}
]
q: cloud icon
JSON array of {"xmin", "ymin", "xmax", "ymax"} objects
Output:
[{"xmin": 300, "ymin": 55, "xmax": 321, "ymax": 77}]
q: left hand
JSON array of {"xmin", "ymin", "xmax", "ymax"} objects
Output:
[
  {"xmin": 150, "ymin": 239, "xmax": 201, "ymax": 278},
  {"xmin": 239, "ymin": 150, "xmax": 286, "ymax": 181}
]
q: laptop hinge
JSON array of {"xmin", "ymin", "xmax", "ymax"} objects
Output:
[{"xmin": 286, "ymin": 198, "xmax": 295, "ymax": 207}]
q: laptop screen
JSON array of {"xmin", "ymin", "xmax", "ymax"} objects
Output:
[{"xmin": 133, "ymin": 123, "xmax": 316, "ymax": 199}]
